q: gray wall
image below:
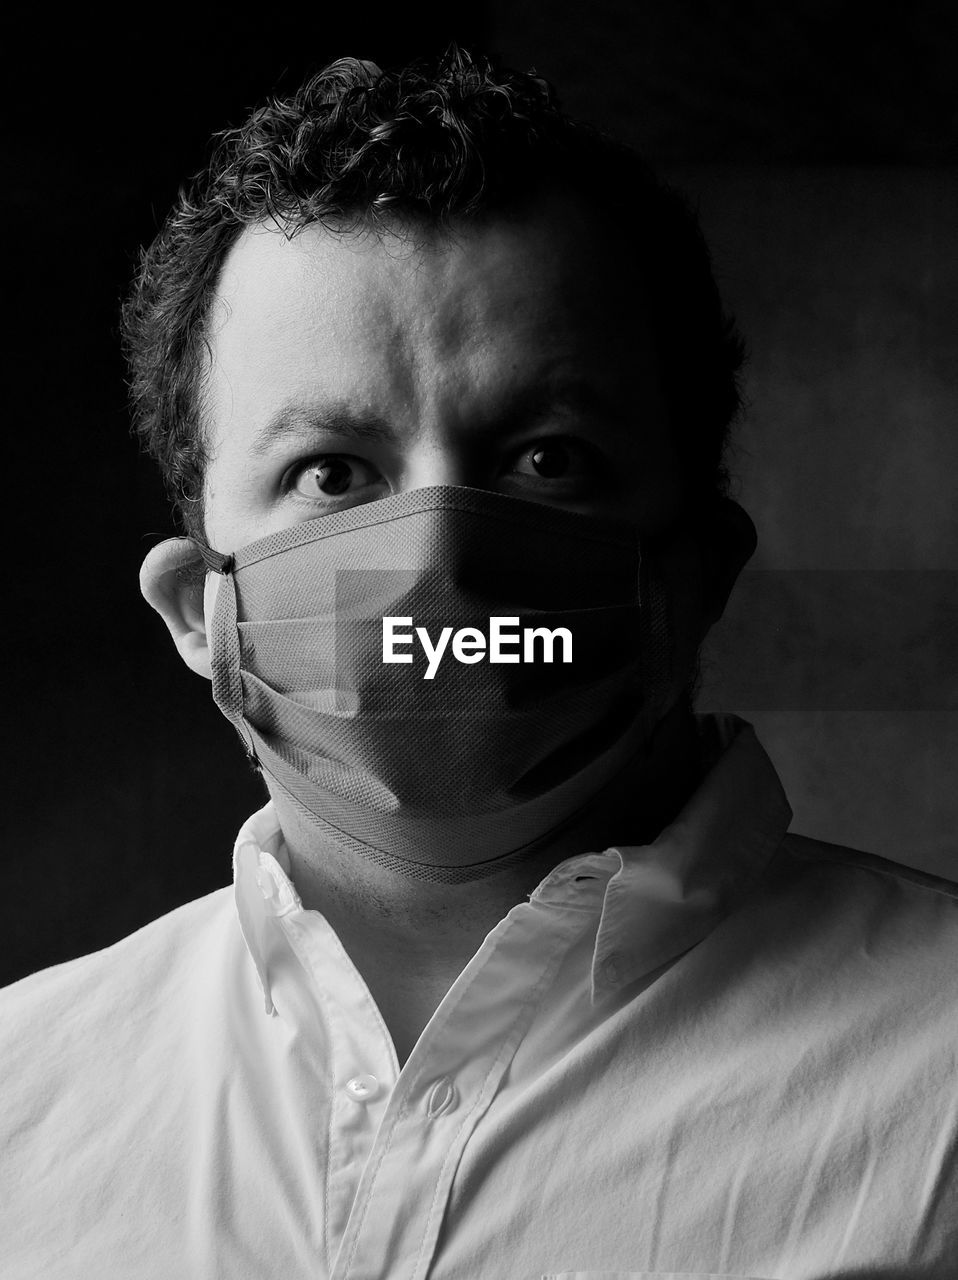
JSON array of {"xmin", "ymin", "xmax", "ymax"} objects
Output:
[{"xmin": 688, "ymin": 168, "xmax": 957, "ymax": 873}]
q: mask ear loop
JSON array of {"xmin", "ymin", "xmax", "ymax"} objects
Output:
[
  {"xmin": 194, "ymin": 542, "xmax": 235, "ymax": 575},
  {"xmin": 195, "ymin": 542, "xmax": 258, "ymax": 766}
]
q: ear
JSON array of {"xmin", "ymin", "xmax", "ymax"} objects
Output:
[
  {"xmin": 698, "ymin": 498, "xmax": 757, "ymax": 628},
  {"xmin": 139, "ymin": 538, "xmax": 213, "ymax": 679}
]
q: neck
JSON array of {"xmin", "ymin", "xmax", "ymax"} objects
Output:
[{"xmin": 270, "ymin": 701, "xmax": 706, "ymax": 975}]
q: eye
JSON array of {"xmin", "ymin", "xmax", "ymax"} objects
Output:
[
  {"xmin": 508, "ymin": 438, "xmax": 598, "ymax": 482},
  {"xmin": 288, "ymin": 455, "xmax": 382, "ymax": 501}
]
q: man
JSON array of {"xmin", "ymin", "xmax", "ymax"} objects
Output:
[{"xmin": 1, "ymin": 46, "xmax": 955, "ymax": 1280}]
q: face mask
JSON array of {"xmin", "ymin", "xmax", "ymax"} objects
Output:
[{"xmin": 197, "ymin": 485, "xmax": 677, "ymax": 884}]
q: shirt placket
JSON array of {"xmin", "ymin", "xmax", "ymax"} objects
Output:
[
  {"xmin": 282, "ymin": 886, "xmax": 600, "ymax": 1280},
  {"xmin": 277, "ymin": 908, "xmax": 399, "ymax": 1273}
]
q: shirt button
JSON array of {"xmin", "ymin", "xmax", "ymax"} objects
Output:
[{"xmin": 345, "ymin": 1074, "xmax": 381, "ymax": 1103}]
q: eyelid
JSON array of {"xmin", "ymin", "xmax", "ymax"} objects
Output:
[{"xmin": 514, "ymin": 430, "xmax": 600, "ymax": 451}]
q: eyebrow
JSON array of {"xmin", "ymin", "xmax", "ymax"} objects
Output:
[
  {"xmin": 249, "ymin": 402, "xmax": 397, "ymax": 457},
  {"xmin": 249, "ymin": 380, "xmax": 634, "ymax": 458},
  {"xmin": 485, "ymin": 381, "xmax": 635, "ymax": 440}
]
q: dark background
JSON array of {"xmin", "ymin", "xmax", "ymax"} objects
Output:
[{"xmin": 5, "ymin": 3, "xmax": 956, "ymax": 986}]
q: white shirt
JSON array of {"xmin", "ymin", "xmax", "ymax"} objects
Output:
[{"xmin": 2, "ymin": 716, "xmax": 956, "ymax": 1280}]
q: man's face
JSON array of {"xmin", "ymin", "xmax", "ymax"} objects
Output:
[
  {"xmin": 200, "ymin": 195, "xmax": 684, "ymax": 554},
  {"xmin": 143, "ymin": 191, "xmax": 751, "ymax": 807}
]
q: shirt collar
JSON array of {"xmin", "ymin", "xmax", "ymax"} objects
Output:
[
  {"xmin": 232, "ymin": 714, "xmax": 792, "ymax": 1016},
  {"xmin": 588, "ymin": 713, "xmax": 792, "ymax": 1002}
]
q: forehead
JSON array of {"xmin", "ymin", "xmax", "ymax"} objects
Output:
[
  {"xmin": 211, "ymin": 194, "xmax": 641, "ymax": 318},
  {"xmin": 204, "ymin": 195, "xmax": 661, "ymax": 411}
]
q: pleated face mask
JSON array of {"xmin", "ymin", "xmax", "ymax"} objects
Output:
[{"xmin": 195, "ymin": 485, "xmax": 678, "ymax": 883}]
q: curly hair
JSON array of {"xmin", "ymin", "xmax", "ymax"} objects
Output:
[{"xmin": 121, "ymin": 45, "xmax": 745, "ymax": 539}]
